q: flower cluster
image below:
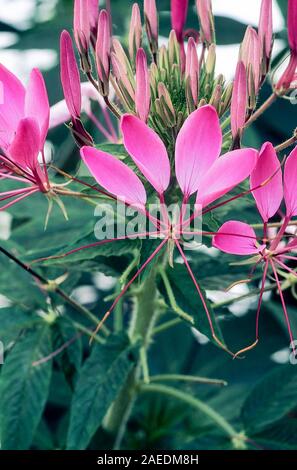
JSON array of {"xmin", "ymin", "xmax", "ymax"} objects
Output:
[{"xmin": 1, "ymin": 0, "xmax": 297, "ymax": 356}]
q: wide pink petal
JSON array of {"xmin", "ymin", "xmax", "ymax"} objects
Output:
[
  {"xmin": 8, "ymin": 117, "xmax": 41, "ymax": 171},
  {"xmin": 250, "ymin": 142, "xmax": 283, "ymax": 222},
  {"xmin": 175, "ymin": 105, "xmax": 222, "ymax": 197},
  {"xmin": 196, "ymin": 148, "xmax": 258, "ymax": 208},
  {"xmin": 80, "ymin": 146, "xmax": 147, "ymax": 207},
  {"xmin": 284, "ymin": 145, "xmax": 297, "ymax": 216},
  {"xmin": 0, "ymin": 64, "xmax": 25, "ymax": 148},
  {"xmin": 25, "ymin": 68, "xmax": 50, "ymax": 149},
  {"xmin": 213, "ymin": 221, "xmax": 262, "ymax": 255},
  {"xmin": 121, "ymin": 114, "xmax": 170, "ymax": 194}
]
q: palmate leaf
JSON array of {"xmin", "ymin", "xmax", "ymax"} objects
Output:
[
  {"xmin": 0, "ymin": 326, "xmax": 52, "ymax": 450},
  {"xmin": 241, "ymin": 365, "xmax": 297, "ymax": 434},
  {"xmin": 159, "ymin": 263, "xmax": 224, "ymax": 345},
  {"xmin": 67, "ymin": 334, "xmax": 139, "ymax": 450}
]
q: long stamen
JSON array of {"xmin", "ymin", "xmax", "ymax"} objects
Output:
[
  {"xmin": 274, "ymin": 258, "xmax": 297, "ymax": 279},
  {"xmin": 270, "ymin": 216, "xmax": 291, "ymax": 251},
  {"xmin": 174, "ymin": 239, "xmax": 235, "ymax": 357},
  {"xmin": 90, "ymin": 237, "xmax": 169, "ymax": 341},
  {"xmin": 86, "ymin": 109, "xmax": 116, "ymax": 142},
  {"xmin": 233, "ymin": 260, "xmax": 269, "ymax": 359},
  {"xmin": 0, "ymin": 172, "xmax": 31, "ymax": 184},
  {"xmin": 0, "ymin": 188, "xmax": 38, "ymax": 211},
  {"xmin": 270, "ymin": 259, "xmax": 296, "ymax": 355},
  {"xmin": 32, "ymin": 230, "xmax": 167, "ymax": 264}
]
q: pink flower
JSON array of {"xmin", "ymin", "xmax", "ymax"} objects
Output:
[
  {"xmin": 213, "ymin": 143, "xmax": 297, "ymax": 355},
  {"xmin": 0, "ymin": 66, "xmax": 50, "ymax": 208},
  {"xmin": 231, "ymin": 61, "xmax": 247, "ymax": 141},
  {"xmin": 135, "ymin": 48, "xmax": 151, "ymax": 123},
  {"xmin": 78, "ymin": 105, "xmax": 257, "ymax": 349}
]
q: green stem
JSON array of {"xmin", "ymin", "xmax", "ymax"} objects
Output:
[
  {"xmin": 149, "ymin": 374, "xmax": 227, "ymax": 387},
  {"xmin": 103, "ymin": 267, "xmax": 159, "ymax": 449},
  {"xmin": 159, "ymin": 266, "xmax": 194, "ymax": 324},
  {"xmin": 139, "ymin": 383, "xmax": 245, "ymax": 447},
  {"xmin": 245, "ymin": 93, "xmax": 277, "ymax": 127}
]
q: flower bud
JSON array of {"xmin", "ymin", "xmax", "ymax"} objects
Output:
[
  {"xmin": 196, "ymin": 0, "xmax": 215, "ymax": 45},
  {"xmin": 185, "ymin": 37, "xmax": 199, "ymax": 109},
  {"xmin": 258, "ymin": 0, "xmax": 273, "ymax": 75},
  {"xmin": 276, "ymin": 0, "xmax": 297, "ymax": 92},
  {"xmin": 129, "ymin": 3, "xmax": 142, "ymax": 62},
  {"xmin": 96, "ymin": 9, "xmax": 111, "ymax": 96},
  {"xmin": 60, "ymin": 30, "xmax": 81, "ymax": 119},
  {"xmin": 144, "ymin": 0, "xmax": 158, "ymax": 55},
  {"xmin": 74, "ymin": 0, "xmax": 90, "ymax": 54},
  {"xmin": 171, "ymin": 0, "xmax": 188, "ymax": 43},
  {"xmin": 231, "ymin": 61, "xmax": 247, "ymax": 140},
  {"xmin": 205, "ymin": 43, "xmax": 216, "ymax": 76},
  {"xmin": 136, "ymin": 48, "xmax": 151, "ymax": 122},
  {"xmin": 240, "ymin": 26, "xmax": 261, "ymax": 100}
]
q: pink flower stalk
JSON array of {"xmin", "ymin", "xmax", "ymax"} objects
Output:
[
  {"xmin": 0, "ymin": 65, "xmax": 50, "ymax": 209},
  {"xmin": 96, "ymin": 9, "xmax": 111, "ymax": 93},
  {"xmin": 213, "ymin": 143, "xmax": 297, "ymax": 355},
  {"xmin": 258, "ymin": 0, "xmax": 273, "ymax": 70},
  {"xmin": 74, "ymin": 105, "xmax": 257, "ymax": 349},
  {"xmin": 196, "ymin": 0, "xmax": 214, "ymax": 45},
  {"xmin": 240, "ymin": 26, "xmax": 261, "ymax": 96},
  {"xmin": 231, "ymin": 61, "xmax": 247, "ymax": 141},
  {"xmin": 276, "ymin": 0, "xmax": 297, "ymax": 91},
  {"xmin": 129, "ymin": 3, "xmax": 142, "ymax": 60},
  {"xmin": 144, "ymin": 0, "xmax": 158, "ymax": 53},
  {"xmin": 186, "ymin": 37, "xmax": 199, "ymax": 108},
  {"xmin": 135, "ymin": 48, "xmax": 151, "ymax": 123}
]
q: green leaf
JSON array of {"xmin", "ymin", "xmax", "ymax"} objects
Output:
[
  {"xmin": 67, "ymin": 334, "xmax": 139, "ymax": 450},
  {"xmin": 95, "ymin": 143, "xmax": 129, "ymax": 160},
  {"xmin": 241, "ymin": 365, "xmax": 297, "ymax": 434},
  {"xmin": 0, "ymin": 326, "xmax": 53, "ymax": 449}
]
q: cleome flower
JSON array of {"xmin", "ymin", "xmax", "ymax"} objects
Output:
[
  {"xmin": 69, "ymin": 104, "xmax": 258, "ymax": 351},
  {"xmin": 0, "ymin": 65, "xmax": 51, "ymax": 210},
  {"xmin": 213, "ymin": 142, "xmax": 297, "ymax": 356}
]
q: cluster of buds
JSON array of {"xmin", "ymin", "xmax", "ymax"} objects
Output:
[{"xmin": 59, "ymin": 0, "xmax": 297, "ymax": 154}]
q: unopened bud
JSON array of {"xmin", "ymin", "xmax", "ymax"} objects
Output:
[
  {"xmin": 96, "ymin": 9, "xmax": 111, "ymax": 96},
  {"xmin": 144, "ymin": 0, "xmax": 158, "ymax": 55},
  {"xmin": 129, "ymin": 3, "xmax": 142, "ymax": 62}
]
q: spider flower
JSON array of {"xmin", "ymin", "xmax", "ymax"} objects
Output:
[
  {"xmin": 0, "ymin": 65, "xmax": 51, "ymax": 210},
  {"xmin": 213, "ymin": 143, "xmax": 297, "ymax": 355},
  {"xmin": 78, "ymin": 105, "xmax": 257, "ymax": 349}
]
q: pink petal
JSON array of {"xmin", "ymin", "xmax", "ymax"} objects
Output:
[
  {"xmin": 213, "ymin": 221, "xmax": 262, "ymax": 255},
  {"xmin": 284, "ymin": 145, "xmax": 297, "ymax": 217},
  {"xmin": 175, "ymin": 105, "xmax": 222, "ymax": 197},
  {"xmin": 196, "ymin": 148, "xmax": 258, "ymax": 208},
  {"xmin": 250, "ymin": 142, "xmax": 283, "ymax": 222},
  {"xmin": 0, "ymin": 64, "xmax": 25, "ymax": 148},
  {"xmin": 121, "ymin": 114, "xmax": 170, "ymax": 194},
  {"xmin": 74, "ymin": 0, "xmax": 90, "ymax": 53},
  {"xmin": 60, "ymin": 30, "xmax": 82, "ymax": 120},
  {"xmin": 80, "ymin": 146, "xmax": 147, "ymax": 207},
  {"xmin": 8, "ymin": 117, "xmax": 41, "ymax": 171},
  {"xmin": 231, "ymin": 61, "xmax": 247, "ymax": 138},
  {"xmin": 25, "ymin": 68, "xmax": 50, "ymax": 149}
]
